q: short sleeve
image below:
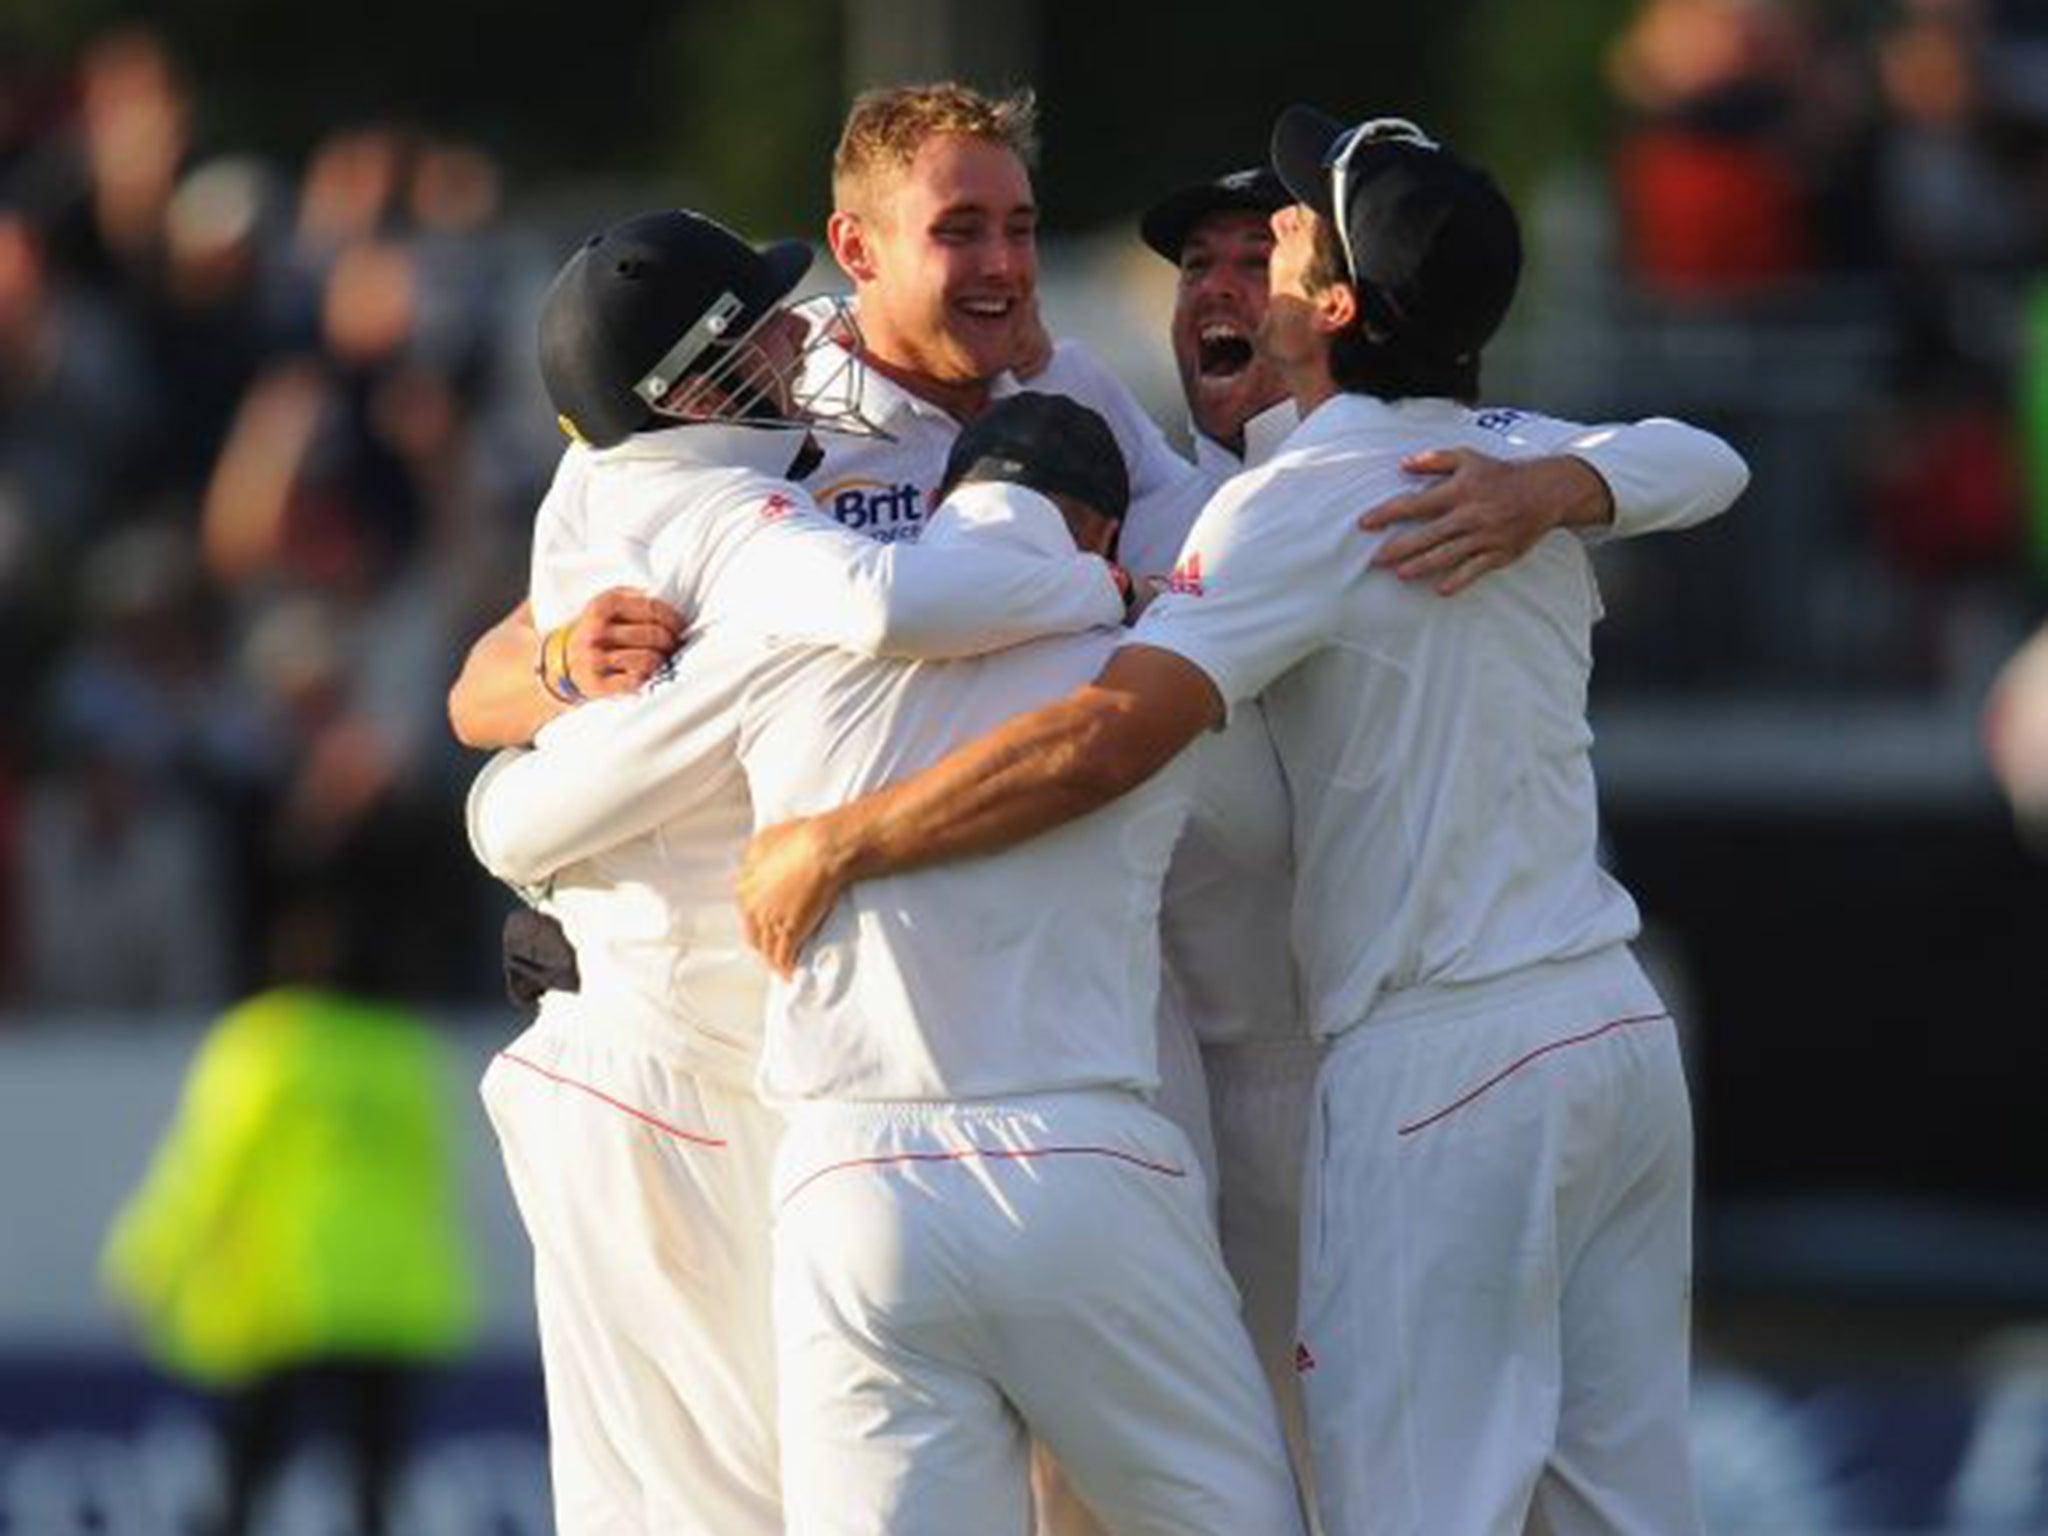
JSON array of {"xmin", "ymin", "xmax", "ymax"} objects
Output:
[{"xmin": 1127, "ymin": 471, "xmax": 1358, "ymax": 715}]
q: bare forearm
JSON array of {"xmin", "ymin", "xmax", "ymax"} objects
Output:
[
  {"xmin": 449, "ymin": 588, "xmax": 686, "ymax": 750},
  {"xmin": 823, "ymin": 688, "xmax": 1147, "ymax": 885},
  {"xmin": 1544, "ymin": 455, "xmax": 1617, "ymax": 529},
  {"xmin": 448, "ymin": 605, "xmax": 562, "ymax": 750},
  {"xmin": 738, "ymin": 645, "xmax": 1219, "ymax": 976}
]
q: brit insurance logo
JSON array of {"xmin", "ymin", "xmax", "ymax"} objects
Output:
[{"xmin": 818, "ymin": 477, "xmax": 927, "ymax": 543}]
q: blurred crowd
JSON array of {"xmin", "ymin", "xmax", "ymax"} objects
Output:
[
  {"xmin": 1604, "ymin": 0, "xmax": 2048, "ymax": 689},
  {"xmin": 8, "ymin": 5, "xmax": 2048, "ymax": 1016},
  {"xmin": 0, "ymin": 26, "xmax": 556, "ymax": 1014}
]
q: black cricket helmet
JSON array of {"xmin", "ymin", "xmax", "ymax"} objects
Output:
[{"xmin": 538, "ymin": 208, "xmax": 822, "ymax": 447}]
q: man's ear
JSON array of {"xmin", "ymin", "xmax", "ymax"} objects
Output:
[
  {"xmin": 827, "ymin": 209, "xmax": 876, "ymax": 283},
  {"xmin": 1076, "ymin": 512, "xmax": 1120, "ymax": 559},
  {"xmin": 1313, "ymin": 278, "xmax": 1359, "ymax": 338}
]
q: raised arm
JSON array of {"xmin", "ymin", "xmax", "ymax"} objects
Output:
[
  {"xmin": 702, "ymin": 494, "xmax": 1126, "ymax": 660},
  {"xmin": 1357, "ymin": 416, "xmax": 1750, "ymax": 594}
]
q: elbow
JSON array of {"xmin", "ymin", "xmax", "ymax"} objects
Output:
[
  {"xmin": 465, "ymin": 759, "xmax": 549, "ymax": 885},
  {"xmin": 475, "ymin": 831, "xmax": 547, "ymax": 888},
  {"xmin": 1719, "ymin": 441, "xmax": 1753, "ymax": 507},
  {"xmin": 448, "ymin": 689, "xmax": 489, "ymax": 752},
  {"xmin": 1669, "ymin": 419, "xmax": 1752, "ymax": 512},
  {"xmin": 1058, "ymin": 699, "xmax": 1176, "ymax": 809}
]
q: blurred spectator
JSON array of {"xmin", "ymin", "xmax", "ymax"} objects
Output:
[
  {"xmin": 0, "ymin": 201, "xmax": 150, "ymax": 548},
  {"xmin": 1866, "ymin": 353, "xmax": 2023, "ymax": 578},
  {"xmin": 237, "ymin": 594, "xmax": 481, "ymax": 1001},
  {"xmin": 1610, "ymin": 0, "xmax": 1818, "ymax": 297},
  {"xmin": 202, "ymin": 236, "xmax": 444, "ymax": 592},
  {"xmin": 99, "ymin": 891, "xmax": 478, "ymax": 1536},
  {"xmin": 129, "ymin": 156, "xmax": 289, "ymax": 497},
  {"xmin": 12, "ymin": 523, "xmax": 247, "ymax": 1011},
  {"xmin": 1874, "ymin": 0, "xmax": 2048, "ymax": 275},
  {"xmin": 14, "ymin": 729, "xmax": 232, "ymax": 1012},
  {"xmin": 7, "ymin": 25, "xmax": 195, "ymax": 297}
]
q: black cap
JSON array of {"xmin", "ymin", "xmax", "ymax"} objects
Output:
[
  {"xmin": 538, "ymin": 209, "xmax": 812, "ymax": 448},
  {"xmin": 1269, "ymin": 106, "xmax": 1521, "ymax": 364},
  {"xmin": 940, "ymin": 392, "xmax": 1130, "ymax": 523},
  {"xmin": 1138, "ymin": 167, "xmax": 1290, "ymax": 263}
]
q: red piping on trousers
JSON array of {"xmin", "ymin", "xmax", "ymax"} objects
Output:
[
  {"xmin": 779, "ymin": 1145, "xmax": 1187, "ymax": 1208},
  {"xmin": 495, "ymin": 1050, "xmax": 727, "ymax": 1147},
  {"xmin": 1395, "ymin": 1012, "xmax": 1672, "ymax": 1137}
]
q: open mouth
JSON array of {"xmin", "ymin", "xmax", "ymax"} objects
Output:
[
  {"xmin": 1197, "ymin": 322, "xmax": 1254, "ymax": 378},
  {"xmin": 957, "ymin": 297, "xmax": 1016, "ymax": 323}
]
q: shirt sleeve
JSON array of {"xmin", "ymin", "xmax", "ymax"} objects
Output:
[
  {"xmin": 700, "ymin": 494, "xmax": 1124, "ymax": 658},
  {"xmin": 1125, "ymin": 471, "xmax": 1360, "ymax": 716},
  {"xmin": 1492, "ymin": 412, "xmax": 1750, "ymax": 541},
  {"xmin": 465, "ymin": 639, "xmax": 752, "ymax": 884}
]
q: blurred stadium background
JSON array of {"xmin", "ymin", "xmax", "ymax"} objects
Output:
[{"xmin": 3, "ymin": 0, "xmax": 2048, "ymax": 1529}]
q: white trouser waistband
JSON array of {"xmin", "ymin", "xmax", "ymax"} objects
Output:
[
  {"xmin": 530, "ymin": 987, "xmax": 761, "ymax": 1093},
  {"xmin": 1334, "ymin": 945, "xmax": 1659, "ymax": 1043}
]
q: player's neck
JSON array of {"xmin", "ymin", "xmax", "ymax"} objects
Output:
[
  {"xmin": 858, "ymin": 345, "xmax": 993, "ymax": 421},
  {"xmin": 847, "ymin": 303, "xmax": 995, "ymax": 421},
  {"xmin": 1287, "ymin": 366, "xmax": 1339, "ymax": 419}
]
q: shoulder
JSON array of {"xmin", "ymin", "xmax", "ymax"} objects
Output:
[
  {"xmin": 1031, "ymin": 338, "xmax": 1142, "ymax": 416},
  {"xmin": 1459, "ymin": 404, "xmax": 1587, "ymax": 456}
]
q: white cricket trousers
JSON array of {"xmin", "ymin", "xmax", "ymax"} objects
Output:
[
  {"xmin": 1205, "ymin": 1035, "xmax": 1327, "ymax": 1519},
  {"xmin": 479, "ymin": 1007, "xmax": 785, "ymax": 1536},
  {"xmin": 772, "ymin": 1090, "xmax": 1309, "ymax": 1536},
  {"xmin": 1299, "ymin": 947, "xmax": 1702, "ymax": 1536}
]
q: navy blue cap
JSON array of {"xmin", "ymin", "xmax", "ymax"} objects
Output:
[
  {"xmin": 1269, "ymin": 106, "xmax": 1521, "ymax": 364},
  {"xmin": 940, "ymin": 392, "xmax": 1130, "ymax": 522},
  {"xmin": 1139, "ymin": 167, "xmax": 1290, "ymax": 263}
]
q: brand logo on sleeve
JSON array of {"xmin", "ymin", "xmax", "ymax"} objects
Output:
[
  {"xmin": 1294, "ymin": 1341, "xmax": 1317, "ymax": 1373},
  {"xmin": 757, "ymin": 490, "xmax": 796, "ymax": 522},
  {"xmin": 816, "ymin": 477, "xmax": 926, "ymax": 543},
  {"xmin": 1165, "ymin": 550, "xmax": 1205, "ymax": 596},
  {"xmin": 1474, "ymin": 408, "xmax": 1525, "ymax": 434}
]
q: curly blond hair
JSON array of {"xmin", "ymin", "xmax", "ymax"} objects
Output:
[{"xmin": 832, "ymin": 82, "xmax": 1039, "ymax": 217}]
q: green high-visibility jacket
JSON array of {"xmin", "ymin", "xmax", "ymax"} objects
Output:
[{"xmin": 102, "ymin": 987, "xmax": 477, "ymax": 1386}]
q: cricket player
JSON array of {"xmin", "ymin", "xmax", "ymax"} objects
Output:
[
  {"xmin": 736, "ymin": 110, "xmax": 1729, "ymax": 1536},
  {"xmin": 469, "ymin": 391, "xmax": 1306, "ymax": 1536},
  {"xmin": 1128, "ymin": 160, "xmax": 1747, "ymax": 1519},
  {"xmin": 460, "ymin": 84, "xmax": 1741, "ymax": 1534},
  {"xmin": 468, "ymin": 209, "xmax": 1134, "ymax": 1536}
]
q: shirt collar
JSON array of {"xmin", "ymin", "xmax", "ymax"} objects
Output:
[
  {"xmin": 1284, "ymin": 391, "xmax": 1470, "ymax": 455},
  {"xmin": 1191, "ymin": 397, "xmax": 1301, "ymax": 476},
  {"xmin": 587, "ymin": 420, "xmax": 812, "ymax": 480},
  {"xmin": 920, "ymin": 481, "xmax": 1076, "ymax": 560}
]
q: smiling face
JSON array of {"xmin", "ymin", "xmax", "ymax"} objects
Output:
[
  {"xmin": 1170, "ymin": 207, "xmax": 1288, "ymax": 453},
  {"xmin": 831, "ymin": 133, "xmax": 1039, "ymax": 390}
]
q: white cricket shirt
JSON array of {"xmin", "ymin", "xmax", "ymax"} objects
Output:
[
  {"xmin": 474, "ymin": 483, "xmax": 1191, "ymax": 1103},
  {"xmin": 527, "ymin": 420, "xmax": 1120, "ymax": 649},
  {"xmin": 793, "ymin": 313, "xmax": 1194, "ymax": 547},
  {"xmin": 492, "ymin": 427, "xmax": 1124, "ymax": 1090},
  {"xmin": 1132, "ymin": 393, "xmax": 1659, "ymax": 1041}
]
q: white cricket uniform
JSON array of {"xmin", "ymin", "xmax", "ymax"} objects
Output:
[
  {"xmin": 795, "ymin": 320, "xmax": 1224, "ymax": 1190},
  {"xmin": 475, "ymin": 424, "xmax": 1125, "ymax": 1536},
  {"xmin": 1126, "ymin": 394, "xmax": 1748, "ymax": 1522},
  {"xmin": 1131, "ymin": 393, "xmax": 1738, "ymax": 1536},
  {"xmin": 472, "ymin": 485, "xmax": 1308, "ymax": 1536}
]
